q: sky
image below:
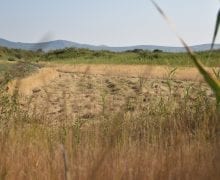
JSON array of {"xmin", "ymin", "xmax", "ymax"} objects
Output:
[{"xmin": 0, "ymin": 0, "xmax": 219, "ymax": 46}]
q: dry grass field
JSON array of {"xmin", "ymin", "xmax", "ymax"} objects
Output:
[
  {"xmin": 7, "ymin": 65, "xmax": 217, "ymax": 119},
  {"xmin": 0, "ymin": 63, "xmax": 219, "ymax": 180},
  {"xmin": 0, "ymin": 1, "xmax": 220, "ymax": 179}
]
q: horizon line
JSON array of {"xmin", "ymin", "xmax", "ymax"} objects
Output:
[{"xmin": 0, "ymin": 37, "xmax": 218, "ymax": 48}]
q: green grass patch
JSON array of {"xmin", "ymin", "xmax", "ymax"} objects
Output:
[
  {"xmin": 0, "ymin": 46, "xmax": 219, "ymax": 66},
  {"xmin": 42, "ymin": 49, "xmax": 220, "ymax": 66},
  {"xmin": 0, "ymin": 61, "xmax": 14, "ymax": 76}
]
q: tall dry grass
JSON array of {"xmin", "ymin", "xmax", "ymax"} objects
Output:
[{"xmin": 0, "ymin": 78, "xmax": 219, "ymax": 179}]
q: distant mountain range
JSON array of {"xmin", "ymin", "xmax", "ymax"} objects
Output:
[{"xmin": 0, "ymin": 38, "xmax": 219, "ymax": 52}]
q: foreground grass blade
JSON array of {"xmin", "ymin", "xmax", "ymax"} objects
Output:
[
  {"xmin": 180, "ymin": 39, "xmax": 220, "ymax": 106},
  {"xmin": 151, "ymin": 0, "xmax": 220, "ymax": 108},
  {"xmin": 211, "ymin": 9, "xmax": 220, "ymax": 50}
]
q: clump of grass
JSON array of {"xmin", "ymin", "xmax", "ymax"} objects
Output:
[
  {"xmin": 213, "ymin": 68, "xmax": 220, "ymax": 80},
  {"xmin": 165, "ymin": 67, "xmax": 177, "ymax": 94}
]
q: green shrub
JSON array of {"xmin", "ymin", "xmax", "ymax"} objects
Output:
[{"xmin": 8, "ymin": 57, "xmax": 16, "ymax": 61}]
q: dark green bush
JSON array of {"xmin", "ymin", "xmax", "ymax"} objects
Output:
[{"xmin": 8, "ymin": 57, "xmax": 16, "ymax": 61}]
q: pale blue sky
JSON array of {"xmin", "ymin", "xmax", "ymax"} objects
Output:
[{"xmin": 0, "ymin": 0, "xmax": 219, "ymax": 46}]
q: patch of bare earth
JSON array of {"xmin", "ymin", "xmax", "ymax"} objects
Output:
[{"xmin": 14, "ymin": 64, "xmax": 215, "ymax": 125}]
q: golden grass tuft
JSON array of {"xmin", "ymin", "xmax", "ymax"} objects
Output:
[{"xmin": 7, "ymin": 67, "xmax": 59, "ymax": 96}]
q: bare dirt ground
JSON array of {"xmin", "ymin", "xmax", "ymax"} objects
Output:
[{"xmin": 8, "ymin": 64, "xmax": 215, "ymax": 124}]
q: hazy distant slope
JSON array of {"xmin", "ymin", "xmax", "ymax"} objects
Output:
[{"xmin": 0, "ymin": 38, "xmax": 219, "ymax": 52}]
